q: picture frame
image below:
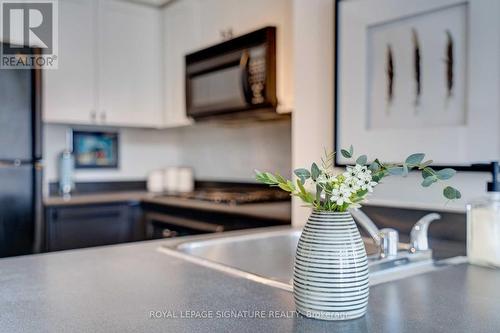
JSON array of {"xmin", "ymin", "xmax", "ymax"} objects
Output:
[
  {"xmin": 72, "ymin": 130, "xmax": 119, "ymax": 169},
  {"xmin": 334, "ymin": 0, "xmax": 499, "ymax": 172}
]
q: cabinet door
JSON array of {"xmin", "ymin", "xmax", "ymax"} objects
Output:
[
  {"xmin": 46, "ymin": 204, "xmax": 133, "ymax": 251},
  {"xmin": 195, "ymin": 0, "xmax": 233, "ymax": 48},
  {"xmin": 98, "ymin": 0, "xmax": 162, "ymax": 128},
  {"xmin": 43, "ymin": 0, "xmax": 98, "ymax": 124},
  {"xmin": 162, "ymin": 0, "xmax": 199, "ymax": 127}
]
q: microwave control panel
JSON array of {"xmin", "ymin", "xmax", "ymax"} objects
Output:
[{"xmin": 248, "ymin": 46, "xmax": 267, "ymax": 104}]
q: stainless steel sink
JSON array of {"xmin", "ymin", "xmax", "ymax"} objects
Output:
[{"xmin": 158, "ymin": 226, "xmax": 466, "ymax": 291}]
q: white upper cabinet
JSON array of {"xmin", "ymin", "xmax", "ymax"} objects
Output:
[
  {"xmin": 43, "ymin": 0, "xmax": 98, "ymax": 124},
  {"xmin": 44, "ymin": 0, "xmax": 162, "ymax": 128},
  {"xmin": 98, "ymin": 0, "xmax": 163, "ymax": 127},
  {"xmin": 45, "ymin": 0, "xmax": 292, "ymax": 128},
  {"xmin": 162, "ymin": 0, "xmax": 199, "ymax": 127}
]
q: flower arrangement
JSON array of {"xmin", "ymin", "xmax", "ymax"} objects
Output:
[{"xmin": 255, "ymin": 146, "xmax": 461, "ymax": 212}]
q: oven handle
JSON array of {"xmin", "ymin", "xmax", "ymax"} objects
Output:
[
  {"xmin": 145, "ymin": 212, "xmax": 225, "ymax": 233},
  {"xmin": 240, "ymin": 50, "xmax": 253, "ymax": 104}
]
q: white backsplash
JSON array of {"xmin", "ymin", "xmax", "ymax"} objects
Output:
[
  {"xmin": 176, "ymin": 121, "xmax": 292, "ymax": 182},
  {"xmin": 43, "ymin": 120, "xmax": 292, "ymax": 188},
  {"xmin": 44, "ymin": 124, "xmax": 181, "ymax": 184}
]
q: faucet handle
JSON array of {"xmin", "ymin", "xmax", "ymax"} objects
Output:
[
  {"xmin": 379, "ymin": 228, "xmax": 399, "ymax": 258},
  {"xmin": 410, "ymin": 213, "xmax": 441, "ymax": 252}
]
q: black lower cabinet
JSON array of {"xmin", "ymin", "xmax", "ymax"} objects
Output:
[
  {"xmin": 141, "ymin": 202, "xmax": 290, "ymax": 240},
  {"xmin": 45, "ymin": 202, "xmax": 141, "ymax": 252}
]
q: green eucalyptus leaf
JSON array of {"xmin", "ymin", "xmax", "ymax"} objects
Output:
[
  {"xmin": 341, "ymin": 149, "xmax": 352, "ymax": 158},
  {"xmin": 422, "ymin": 167, "xmax": 435, "ymax": 179},
  {"xmin": 405, "ymin": 153, "xmax": 425, "ymax": 165},
  {"xmin": 356, "ymin": 155, "xmax": 368, "ymax": 165},
  {"xmin": 418, "ymin": 160, "xmax": 434, "ymax": 169},
  {"xmin": 368, "ymin": 162, "xmax": 380, "ymax": 172},
  {"xmin": 294, "ymin": 168, "xmax": 310, "ymax": 179},
  {"xmin": 294, "ymin": 168, "xmax": 310, "ymax": 184},
  {"xmin": 421, "ymin": 176, "xmax": 437, "ymax": 187},
  {"xmin": 349, "ymin": 145, "xmax": 354, "ymax": 155},
  {"xmin": 443, "ymin": 186, "xmax": 461, "ymax": 200},
  {"xmin": 311, "ymin": 163, "xmax": 321, "ymax": 180},
  {"xmin": 436, "ymin": 168, "xmax": 456, "ymax": 180},
  {"xmin": 388, "ymin": 167, "xmax": 404, "ymax": 176}
]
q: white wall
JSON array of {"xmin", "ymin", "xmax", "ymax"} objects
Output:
[
  {"xmin": 43, "ymin": 120, "xmax": 292, "ymax": 189},
  {"xmin": 292, "ymin": 0, "xmax": 334, "ymax": 226}
]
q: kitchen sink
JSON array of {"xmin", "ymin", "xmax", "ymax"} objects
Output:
[{"xmin": 158, "ymin": 226, "xmax": 466, "ymax": 291}]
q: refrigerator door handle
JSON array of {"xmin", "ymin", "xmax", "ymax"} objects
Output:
[
  {"xmin": 32, "ymin": 163, "xmax": 44, "ymax": 253},
  {"xmin": 33, "ymin": 56, "xmax": 43, "ymax": 160}
]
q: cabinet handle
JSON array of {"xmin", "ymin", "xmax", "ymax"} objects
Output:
[
  {"xmin": 51, "ymin": 210, "xmax": 58, "ymax": 221},
  {"xmin": 90, "ymin": 110, "xmax": 97, "ymax": 122},
  {"xmin": 100, "ymin": 111, "xmax": 106, "ymax": 122}
]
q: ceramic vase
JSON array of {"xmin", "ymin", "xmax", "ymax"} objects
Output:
[{"xmin": 293, "ymin": 210, "xmax": 369, "ymax": 320}]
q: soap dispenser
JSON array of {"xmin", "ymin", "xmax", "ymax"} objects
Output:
[{"xmin": 467, "ymin": 162, "xmax": 500, "ymax": 268}]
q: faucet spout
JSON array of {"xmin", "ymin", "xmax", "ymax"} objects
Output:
[
  {"xmin": 350, "ymin": 208, "xmax": 381, "ymax": 245},
  {"xmin": 410, "ymin": 213, "xmax": 441, "ymax": 252}
]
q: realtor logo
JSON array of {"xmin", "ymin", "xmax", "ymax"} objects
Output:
[{"xmin": 0, "ymin": 0, "xmax": 58, "ymax": 69}]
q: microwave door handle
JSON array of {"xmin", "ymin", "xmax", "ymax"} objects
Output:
[{"xmin": 240, "ymin": 50, "xmax": 253, "ymax": 104}]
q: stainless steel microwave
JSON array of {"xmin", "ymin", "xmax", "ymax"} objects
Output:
[{"xmin": 185, "ymin": 27, "xmax": 278, "ymax": 120}]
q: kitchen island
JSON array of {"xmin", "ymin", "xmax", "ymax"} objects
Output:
[{"xmin": 0, "ymin": 237, "xmax": 499, "ymax": 332}]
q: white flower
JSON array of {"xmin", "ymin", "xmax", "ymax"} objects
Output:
[
  {"xmin": 343, "ymin": 166, "xmax": 358, "ymax": 179},
  {"xmin": 331, "ymin": 185, "xmax": 352, "ymax": 206},
  {"xmin": 355, "ymin": 164, "xmax": 372, "ymax": 178},
  {"xmin": 345, "ymin": 177, "xmax": 361, "ymax": 192},
  {"xmin": 315, "ymin": 173, "xmax": 329, "ymax": 184},
  {"xmin": 358, "ymin": 176, "xmax": 378, "ymax": 192}
]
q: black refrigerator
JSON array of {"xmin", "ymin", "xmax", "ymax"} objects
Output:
[{"xmin": 0, "ymin": 44, "xmax": 43, "ymax": 258}]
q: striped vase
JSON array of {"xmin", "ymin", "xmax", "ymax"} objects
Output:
[{"xmin": 293, "ymin": 210, "xmax": 369, "ymax": 321}]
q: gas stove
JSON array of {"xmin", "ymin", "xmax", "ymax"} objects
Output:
[
  {"xmin": 160, "ymin": 184, "xmax": 290, "ymax": 205},
  {"xmin": 179, "ymin": 188, "xmax": 289, "ymax": 205}
]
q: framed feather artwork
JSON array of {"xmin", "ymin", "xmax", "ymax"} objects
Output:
[{"xmin": 335, "ymin": 0, "xmax": 500, "ymax": 170}]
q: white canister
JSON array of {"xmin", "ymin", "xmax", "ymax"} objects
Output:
[
  {"xmin": 164, "ymin": 167, "xmax": 179, "ymax": 193},
  {"xmin": 147, "ymin": 170, "xmax": 164, "ymax": 193},
  {"xmin": 177, "ymin": 167, "xmax": 194, "ymax": 193}
]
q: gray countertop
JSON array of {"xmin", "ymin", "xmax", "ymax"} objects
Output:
[
  {"xmin": 0, "ymin": 238, "xmax": 499, "ymax": 332},
  {"xmin": 44, "ymin": 191, "xmax": 292, "ymax": 222}
]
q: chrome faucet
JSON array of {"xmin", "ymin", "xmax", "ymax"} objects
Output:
[
  {"xmin": 350, "ymin": 208, "xmax": 381, "ymax": 245},
  {"xmin": 409, "ymin": 213, "xmax": 441, "ymax": 252},
  {"xmin": 350, "ymin": 208, "xmax": 440, "ymax": 258}
]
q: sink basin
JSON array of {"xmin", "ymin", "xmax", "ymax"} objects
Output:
[{"xmin": 158, "ymin": 226, "xmax": 466, "ymax": 291}]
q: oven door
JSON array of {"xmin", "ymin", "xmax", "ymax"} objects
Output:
[
  {"xmin": 186, "ymin": 45, "xmax": 275, "ymax": 118},
  {"xmin": 145, "ymin": 212, "xmax": 224, "ymax": 239}
]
